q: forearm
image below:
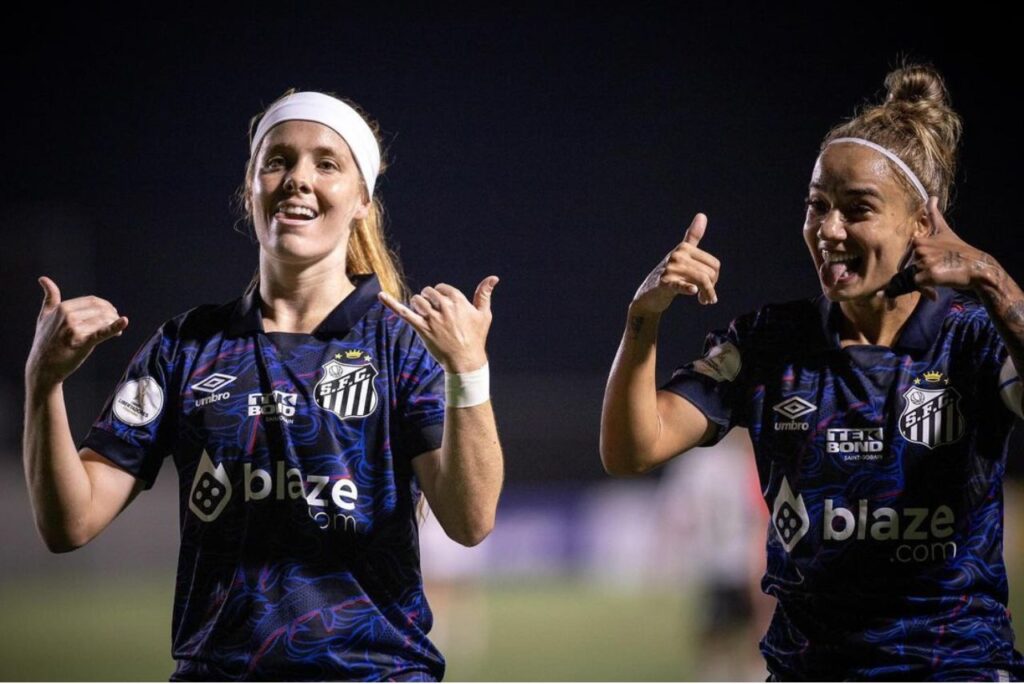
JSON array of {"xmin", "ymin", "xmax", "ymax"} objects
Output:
[
  {"xmin": 22, "ymin": 380, "xmax": 94, "ymax": 551},
  {"xmin": 432, "ymin": 402, "xmax": 504, "ymax": 546},
  {"xmin": 973, "ymin": 258, "xmax": 1024, "ymax": 379},
  {"xmin": 600, "ymin": 307, "xmax": 664, "ymax": 475}
]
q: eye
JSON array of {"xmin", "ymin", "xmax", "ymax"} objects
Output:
[
  {"xmin": 318, "ymin": 159, "xmax": 340, "ymax": 171},
  {"xmin": 804, "ymin": 197, "xmax": 828, "ymax": 214},
  {"xmin": 261, "ymin": 156, "xmax": 284, "ymax": 171},
  {"xmin": 845, "ymin": 204, "xmax": 873, "ymax": 219}
]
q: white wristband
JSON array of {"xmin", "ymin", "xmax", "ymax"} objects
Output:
[{"xmin": 445, "ymin": 363, "xmax": 490, "ymax": 408}]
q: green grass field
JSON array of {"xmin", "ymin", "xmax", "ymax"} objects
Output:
[
  {"xmin": 0, "ymin": 575, "xmax": 696, "ymax": 681},
  {"xmin": 6, "ymin": 572, "xmax": 1024, "ymax": 680}
]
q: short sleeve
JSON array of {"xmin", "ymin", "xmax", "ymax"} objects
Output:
[
  {"xmin": 659, "ymin": 316, "xmax": 753, "ymax": 446},
  {"xmin": 393, "ymin": 324, "xmax": 445, "ymax": 459},
  {"xmin": 79, "ymin": 322, "xmax": 179, "ymax": 489}
]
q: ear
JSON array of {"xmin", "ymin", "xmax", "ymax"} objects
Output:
[
  {"xmin": 910, "ymin": 200, "xmax": 932, "ymax": 239},
  {"xmin": 353, "ymin": 196, "xmax": 371, "ymax": 221}
]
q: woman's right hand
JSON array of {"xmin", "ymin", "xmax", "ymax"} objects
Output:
[
  {"xmin": 631, "ymin": 212, "xmax": 721, "ymax": 314},
  {"xmin": 26, "ymin": 277, "xmax": 129, "ymax": 390}
]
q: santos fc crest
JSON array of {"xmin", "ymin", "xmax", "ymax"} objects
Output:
[
  {"xmin": 898, "ymin": 371, "xmax": 964, "ymax": 450},
  {"xmin": 315, "ymin": 349, "xmax": 379, "ymax": 419}
]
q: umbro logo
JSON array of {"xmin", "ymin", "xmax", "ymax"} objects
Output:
[
  {"xmin": 773, "ymin": 396, "xmax": 816, "ymax": 431},
  {"xmin": 191, "ymin": 373, "xmax": 237, "ymax": 393},
  {"xmin": 191, "ymin": 373, "xmax": 237, "ymax": 408},
  {"xmin": 774, "ymin": 397, "xmax": 816, "ymax": 420}
]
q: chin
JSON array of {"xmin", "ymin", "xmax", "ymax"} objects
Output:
[{"xmin": 823, "ymin": 285, "xmax": 893, "ymax": 306}]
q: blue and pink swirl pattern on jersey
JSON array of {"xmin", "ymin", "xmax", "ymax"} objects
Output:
[
  {"xmin": 81, "ymin": 275, "xmax": 447, "ymax": 681},
  {"xmin": 663, "ymin": 287, "xmax": 1024, "ymax": 680}
]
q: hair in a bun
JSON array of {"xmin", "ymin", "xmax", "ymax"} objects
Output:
[{"xmin": 822, "ymin": 60, "xmax": 963, "ymax": 211}]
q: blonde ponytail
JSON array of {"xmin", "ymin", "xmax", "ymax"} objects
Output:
[{"xmin": 347, "ymin": 197, "xmax": 408, "ymax": 301}]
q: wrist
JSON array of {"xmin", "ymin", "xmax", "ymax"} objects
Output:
[
  {"xmin": 25, "ymin": 375, "xmax": 62, "ymax": 404},
  {"xmin": 443, "ymin": 353, "xmax": 488, "ymax": 374},
  {"xmin": 627, "ymin": 301, "xmax": 663, "ymax": 319},
  {"xmin": 970, "ymin": 253, "xmax": 1005, "ymax": 294},
  {"xmin": 625, "ymin": 305, "xmax": 662, "ymax": 341},
  {"xmin": 25, "ymin": 363, "xmax": 62, "ymax": 397},
  {"xmin": 445, "ymin": 363, "xmax": 490, "ymax": 408}
]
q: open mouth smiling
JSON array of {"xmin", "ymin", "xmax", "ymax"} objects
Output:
[
  {"xmin": 274, "ymin": 202, "xmax": 319, "ymax": 222},
  {"xmin": 821, "ymin": 249, "xmax": 864, "ymax": 286}
]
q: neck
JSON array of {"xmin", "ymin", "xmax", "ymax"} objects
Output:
[
  {"xmin": 837, "ymin": 291, "xmax": 922, "ymax": 348},
  {"xmin": 258, "ymin": 252, "xmax": 355, "ymax": 334}
]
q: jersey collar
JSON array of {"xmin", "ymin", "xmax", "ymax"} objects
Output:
[
  {"xmin": 816, "ymin": 287, "xmax": 954, "ymax": 352},
  {"xmin": 226, "ymin": 274, "xmax": 382, "ymax": 337}
]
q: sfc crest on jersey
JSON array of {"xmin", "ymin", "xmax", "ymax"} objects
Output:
[
  {"xmin": 898, "ymin": 371, "xmax": 964, "ymax": 450},
  {"xmin": 315, "ymin": 349, "xmax": 379, "ymax": 420}
]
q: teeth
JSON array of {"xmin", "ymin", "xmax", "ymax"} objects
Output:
[
  {"xmin": 823, "ymin": 251, "xmax": 860, "ymax": 264},
  {"xmin": 277, "ymin": 205, "xmax": 317, "ymax": 219}
]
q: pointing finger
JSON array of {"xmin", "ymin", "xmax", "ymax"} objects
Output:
[
  {"xmin": 89, "ymin": 316, "xmax": 130, "ymax": 344},
  {"xmin": 378, "ymin": 292, "xmax": 428, "ymax": 331},
  {"xmin": 682, "ymin": 213, "xmax": 708, "ymax": 246}
]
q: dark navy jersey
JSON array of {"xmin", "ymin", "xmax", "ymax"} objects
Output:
[
  {"xmin": 81, "ymin": 274, "xmax": 447, "ymax": 681},
  {"xmin": 662, "ymin": 287, "xmax": 1024, "ymax": 680}
]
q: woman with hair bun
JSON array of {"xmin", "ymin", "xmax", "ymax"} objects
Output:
[
  {"xmin": 602, "ymin": 63, "xmax": 1024, "ymax": 678},
  {"xmin": 24, "ymin": 89, "xmax": 504, "ymax": 680}
]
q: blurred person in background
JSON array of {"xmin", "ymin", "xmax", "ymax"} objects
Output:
[
  {"xmin": 419, "ymin": 503, "xmax": 490, "ymax": 676},
  {"xmin": 601, "ymin": 62, "xmax": 1024, "ymax": 679},
  {"xmin": 656, "ymin": 428, "xmax": 773, "ymax": 680},
  {"xmin": 24, "ymin": 90, "xmax": 504, "ymax": 680}
]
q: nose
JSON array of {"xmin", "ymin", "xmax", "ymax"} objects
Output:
[
  {"xmin": 817, "ymin": 208, "xmax": 846, "ymax": 242},
  {"xmin": 283, "ymin": 160, "xmax": 313, "ymax": 194}
]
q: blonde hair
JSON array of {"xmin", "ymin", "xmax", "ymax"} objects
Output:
[
  {"xmin": 235, "ymin": 89, "xmax": 409, "ymax": 300},
  {"xmin": 822, "ymin": 60, "xmax": 963, "ymax": 213}
]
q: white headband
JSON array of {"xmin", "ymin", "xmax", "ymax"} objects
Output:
[
  {"xmin": 825, "ymin": 137, "xmax": 929, "ymax": 202},
  {"xmin": 250, "ymin": 92, "xmax": 381, "ymax": 196}
]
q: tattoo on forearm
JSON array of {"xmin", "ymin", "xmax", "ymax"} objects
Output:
[
  {"xmin": 972, "ymin": 254, "xmax": 994, "ymax": 267},
  {"xmin": 628, "ymin": 316, "xmax": 644, "ymax": 340},
  {"xmin": 992, "ymin": 299, "xmax": 1024, "ymax": 367},
  {"xmin": 977, "ymin": 260, "xmax": 1024, "ymax": 371}
]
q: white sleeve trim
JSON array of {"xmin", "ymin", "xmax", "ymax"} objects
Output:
[{"xmin": 999, "ymin": 357, "xmax": 1024, "ymax": 420}]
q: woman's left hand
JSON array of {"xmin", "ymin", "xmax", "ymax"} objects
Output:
[
  {"xmin": 379, "ymin": 276, "xmax": 499, "ymax": 372},
  {"xmin": 911, "ymin": 196, "xmax": 1003, "ymax": 298}
]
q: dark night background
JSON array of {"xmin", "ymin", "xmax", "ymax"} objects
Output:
[{"xmin": 5, "ymin": 5, "xmax": 1022, "ymax": 483}]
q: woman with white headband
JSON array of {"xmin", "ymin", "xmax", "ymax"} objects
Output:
[
  {"xmin": 24, "ymin": 89, "xmax": 504, "ymax": 680},
  {"xmin": 601, "ymin": 63, "xmax": 1024, "ymax": 678}
]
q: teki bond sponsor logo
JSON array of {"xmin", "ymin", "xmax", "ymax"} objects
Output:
[
  {"xmin": 772, "ymin": 396, "xmax": 816, "ymax": 431},
  {"xmin": 771, "ymin": 477, "xmax": 957, "ymax": 563},
  {"xmin": 248, "ymin": 390, "xmax": 298, "ymax": 423},
  {"xmin": 827, "ymin": 427, "xmax": 884, "ymax": 462},
  {"xmin": 188, "ymin": 450, "xmax": 362, "ymax": 532}
]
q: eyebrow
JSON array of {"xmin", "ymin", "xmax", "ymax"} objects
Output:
[
  {"xmin": 809, "ymin": 182, "xmax": 884, "ymax": 201},
  {"xmin": 263, "ymin": 143, "xmax": 346, "ymax": 157}
]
